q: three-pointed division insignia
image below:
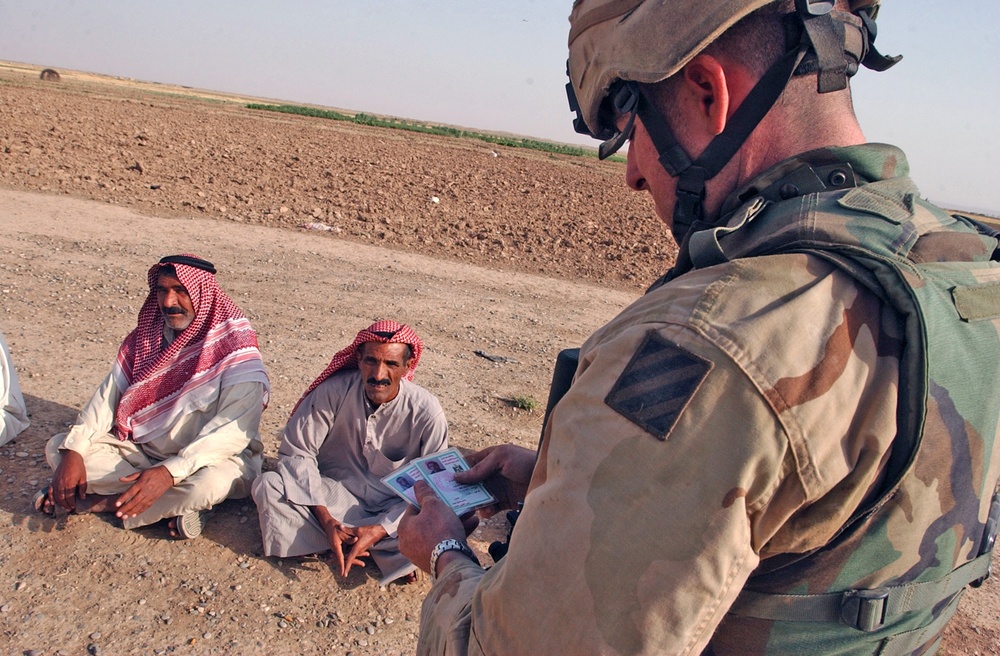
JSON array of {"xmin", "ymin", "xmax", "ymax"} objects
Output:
[{"xmin": 604, "ymin": 331, "xmax": 713, "ymax": 440}]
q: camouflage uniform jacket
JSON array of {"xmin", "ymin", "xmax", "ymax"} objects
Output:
[{"xmin": 416, "ymin": 144, "xmax": 1000, "ymax": 656}]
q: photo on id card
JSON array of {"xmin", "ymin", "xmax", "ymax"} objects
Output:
[
  {"xmin": 415, "ymin": 448, "xmax": 495, "ymax": 513},
  {"xmin": 381, "ymin": 462, "xmax": 425, "ymax": 506}
]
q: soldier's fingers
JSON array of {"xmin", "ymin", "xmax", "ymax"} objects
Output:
[
  {"xmin": 460, "ymin": 511, "xmax": 480, "ymax": 535},
  {"xmin": 455, "ymin": 449, "xmax": 500, "ymax": 484},
  {"xmin": 463, "ymin": 447, "xmax": 493, "ymax": 468},
  {"xmin": 411, "ymin": 481, "xmax": 439, "ymax": 506}
]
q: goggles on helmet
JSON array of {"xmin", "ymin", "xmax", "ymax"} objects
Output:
[{"xmin": 567, "ymin": 78, "xmax": 639, "ymax": 160}]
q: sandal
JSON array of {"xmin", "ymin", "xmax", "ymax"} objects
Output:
[
  {"xmin": 33, "ymin": 488, "xmax": 55, "ymax": 516},
  {"xmin": 174, "ymin": 510, "xmax": 208, "ymax": 539}
]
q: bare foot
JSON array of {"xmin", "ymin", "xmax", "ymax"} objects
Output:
[
  {"xmin": 167, "ymin": 511, "xmax": 207, "ymax": 539},
  {"xmin": 167, "ymin": 517, "xmax": 180, "ymax": 538}
]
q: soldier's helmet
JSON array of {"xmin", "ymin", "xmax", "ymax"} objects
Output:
[{"xmin": 565, "ymin": 0, "xmax": 899, "ymax": 237}]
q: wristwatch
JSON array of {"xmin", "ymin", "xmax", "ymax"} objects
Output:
[{"xmin": 429, "ymin": 539, "xmax": 480, "ymax": 581}]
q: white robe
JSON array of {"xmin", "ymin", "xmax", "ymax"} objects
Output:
[
  {"xmin": 46, "ymin": 365, "xmax": 266, "ymax": 529},
  {"xmin": 253, "ymin": 371, "xmax": 448, "ymax": 584},
  {"xmin": 0, "ymin": 329, "xmax": 29, "ymax": 446}
]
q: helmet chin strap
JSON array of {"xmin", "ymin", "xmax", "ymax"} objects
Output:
[
  {"xmin": 634, "ymin": 42, "xmax": 806, "ymax": 242},
  {"xmin": 636, "ymin": 2, "xmax": 895, "ymax": 243}
]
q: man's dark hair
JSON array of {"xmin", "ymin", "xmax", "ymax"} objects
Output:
[{"xmin": 704, "ymin": 1, "xmax": 792, "ymax": 77}]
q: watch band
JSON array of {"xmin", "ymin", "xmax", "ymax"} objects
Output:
[{"xmin": 429, "ymin": 539, "xmax": 480, "ymax": 580}]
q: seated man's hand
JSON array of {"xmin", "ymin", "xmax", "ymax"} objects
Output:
[
  {"xmin": 455, "ymin": 444, "xmax": 535, "ymax": 517},
  {"xmin": 312, "ymin": 507, "xmax": 386, "ymax": 578},
  {"xmin": 50, "ymin": 449, "xmax": 88, "ymax": 512},
  {"xmin": 398, "ymin": 482, "xmax": 477, "ymax": 575},
  {"xmin": 313, "ymin": 507, "xmax": 352, "ymax": 573},
  {"xmin": 114, "ymin": 465, "xmax": 175, "ymax": 520},
  {"xmin": 338, "ymin": 523, "xmax": 388, "ymax": 578}
]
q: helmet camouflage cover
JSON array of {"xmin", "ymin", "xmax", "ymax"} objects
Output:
[{"xmin": 567, "ymin": 0, "xmax": 886, "ymax": 140}]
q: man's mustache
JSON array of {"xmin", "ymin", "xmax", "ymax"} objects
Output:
[
  {"xmin": 162, "ymin": 307, "xmax": 187, "ymax": 315},
  {"xmin": 367, "ymin": 377, "xmax": 391, "ymax": 386}
]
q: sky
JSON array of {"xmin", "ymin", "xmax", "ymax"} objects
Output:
[{"xmin": 0, "ymin": 1, "xmax": 997, "ymax": 214}]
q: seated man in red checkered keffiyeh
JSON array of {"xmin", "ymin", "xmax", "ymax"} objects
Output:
[
  {"xmin": 38, "ymin": 255, "xmax": 270, "ymax": 540},
  {"xmin": 252, "ymin": 320, "xmax": 448, "ymax": 585}
]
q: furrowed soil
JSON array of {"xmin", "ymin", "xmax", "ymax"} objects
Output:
[{"xmin": 0, "ymin": 64, "xmax": 996, "ymax": 655}]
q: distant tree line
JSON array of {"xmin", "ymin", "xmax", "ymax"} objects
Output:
[{"xmin": 246, "ymin": 103, "xmax": 624, "ymax": 162}]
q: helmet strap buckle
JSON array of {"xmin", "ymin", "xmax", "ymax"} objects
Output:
[{"xmin": 795, "ymin": 0, "xmax": 834, "ymax": 17}]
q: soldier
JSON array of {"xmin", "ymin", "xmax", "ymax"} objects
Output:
[{"xmin": 399, "ymin": 1, "xmax": 1000, "ymax": 654}]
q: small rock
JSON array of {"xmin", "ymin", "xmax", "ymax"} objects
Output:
[
  {"xmin": 89, "ymin": 632, "xmax": 101, "ymax": 640},
  {"xmin": 365, "ymin": 625, "xmax": 375, "ymax": 635},
  {"xmin": 203, "ymin": 632, "xmax": 212, "ymax": 640},
  {"xmin": 16, "ymin": 452, "xmax": 29, "ymax": 458},
  {"xmin": 0, "ymin": 604, "xmax": 9, "ymax": 612},
  {"xmin": 278, "ymin": 620, "xmax": 288, "ymax": 629},
  {"xmin": 430, "ymin": 196, "xmax": 440, "ymax": 204},
  {"xmin": 15, "ymin": 581, "xmax": 27, "ymax": 591}
]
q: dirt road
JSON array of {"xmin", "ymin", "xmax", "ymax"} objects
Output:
[{"xmin": 0, "ymin": 187, "xmax": 636, "ymax": 655}]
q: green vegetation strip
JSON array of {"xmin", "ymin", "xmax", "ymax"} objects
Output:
[{"xmin": 247, "ymin": 103, "xmax": 623, "ymax": 161}]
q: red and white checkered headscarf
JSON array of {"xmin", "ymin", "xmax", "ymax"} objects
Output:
[
  {"xmin": 113, "ymin": 256, "xmax": 270, "ymax": 442},
  {"xmin": 291, "ymin": 320, "xmax": 422, "ymax": 416}
]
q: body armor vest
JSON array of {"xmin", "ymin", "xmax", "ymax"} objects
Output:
[{"xmin": 675, "ymin": 167, "xmax": 1000, "ymax": 655}]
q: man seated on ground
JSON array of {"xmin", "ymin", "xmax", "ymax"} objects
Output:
[
  {"xmin": 0, "ymin": 327, "xmax": 30, "ymax": 446},
  {"xmin": 38, "ymin": 255, "xmax": 270, "ymax": 539},
  {"xmin": 253, "ymin": 320, "xmax": 448, "ymax": 585}
]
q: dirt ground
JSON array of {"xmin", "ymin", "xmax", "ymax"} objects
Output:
[{"xmin": 0, "ymin": 64, "xmax": 997, "ymax": 655}]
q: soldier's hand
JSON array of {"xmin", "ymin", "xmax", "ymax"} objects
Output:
[
  {"xmin": 398, "ymin": 482, "xmax": 474, "ymax": 574},
  {"xmin": 114, "ymin": 465, "xmax": 175, "ymax": 519},
  {"xmin": 456, "ymin": 444, "xmax": 535, "ymax": 517},
  {"xmin": 50, "ymin": 449, "xmax": 88, "ymax": 512}
]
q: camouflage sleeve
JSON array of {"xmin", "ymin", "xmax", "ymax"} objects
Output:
[
  {"xmin": 417, "ymin": 559, "xmax": 487, "ymax": 656},
  {"xmin": 417, "ymin": 323, "xmax": 790, "ymax": 654},
  {"xmin": 417, "ymin": 254, "xmax": 896, "ymax": 655}
]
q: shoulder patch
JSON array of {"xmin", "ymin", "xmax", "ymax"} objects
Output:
[{"xmin": 604, "ymin": 331, "xmax": 713, "ymax": 441}]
